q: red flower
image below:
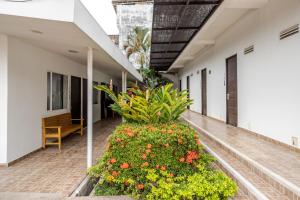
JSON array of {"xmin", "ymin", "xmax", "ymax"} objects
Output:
[
  {"xmin": 156, "ymin": 164, "xmax": 160, "ymax": 169},
  {"xmin": 142, "ymin": 154, "xmax": 147, "ymax": 160},
  {"xmin": 136, "ymin": 184, "xmax": 144, "ymax": 190},
  {"xmin": 141, "ymin": 162, "xmax": 149, "ymax": 167},
  {"xmin": 120, "ymin": 162, "xmax": 129, "ymax": 169},
  {"xmin": 179, "ymin": 157, "xmax": 185, "ymax": 163},
  {"xmin": 147, "ymin": 144, "xmax": 152, "ymax": 149},
  {"xmin": 161, "ymin": 166, "xmax": 167, "ymax": 171},
  {"xmin": 111, "ymin": 171, "xmax": 118, "ymax": 177},
  {"xmin": 110, "ymin": 158, "xmax": 117, "ymax": 164}
]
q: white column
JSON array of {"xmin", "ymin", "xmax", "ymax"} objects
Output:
[
  {"xmin": 122, "ymin": 71, "xmax": 127, "ymax": 93},
  {"xmin": 122, "ymin": 71, "xmax": 127, "ymax": 122},
  {"xmin": 87, "ymin": 47, "xmax": 93, "ymax": 168}
]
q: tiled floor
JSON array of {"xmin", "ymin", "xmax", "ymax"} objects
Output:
[
  {"xmin": 0, "ymin": 118, "xmax": 121, "ymax": 197},
  {"xmin": 182, "ymin": 110, "xmax": 300, "ymax": 188}
]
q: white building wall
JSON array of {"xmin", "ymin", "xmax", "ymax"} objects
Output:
[
  {"xmin": 179, "ymin": 0, "xmax": 300, "ymax": 147},
  {"xmin": 0, "ymin": 34, "xmax": 8, "ymax": 164},
  {"xmin": 5, "ymin": 36, "xmax": 120, "ymax": 163}
]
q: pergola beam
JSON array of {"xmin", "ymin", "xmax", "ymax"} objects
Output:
[
  {"xmin": 155, "ymin": 1, "xmax": 219, "ymax": 6},
  {"xmin": 153, "ymin": 27, "xmax": 198, "ymax": 31}
]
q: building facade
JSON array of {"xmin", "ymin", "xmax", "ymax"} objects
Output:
[
  {"xmin": 176, "ymin": 0, "xmax": 300, "ymax": 148},
  {"xmin": 112, "ymin": 0, "xmax": 153, "ymax": 51}
]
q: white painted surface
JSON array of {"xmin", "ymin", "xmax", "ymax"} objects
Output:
[
  {"xmin": 178, "ymin": 0, "xmax": 300, "ymax": 147},
  {"xmin": 0, "ymin": 35, "xmax": 8, "ymax": 164},
  {"xmin": 3, "ymin": 36, "xmax": 120, "ymax": 164},
  {"xmin": 0, "ymin": 0, "xmax": 142, "ymax": 81},
  {"xmin": 87, "ymin": 47, "xmax": 93, "ymax": 168}
]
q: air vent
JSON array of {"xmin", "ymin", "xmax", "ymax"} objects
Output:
[
  {"xmin": 280, "ymin": 24, "xmax": 299, "ymax": 40},
  {"xmin": 244, "ymin": 45, "xmax": 254, "ymax": 55}
]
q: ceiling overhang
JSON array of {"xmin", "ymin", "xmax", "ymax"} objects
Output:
[{"xmin": 150, "ymin": 0, "xmax": 222, "ymax": 71}]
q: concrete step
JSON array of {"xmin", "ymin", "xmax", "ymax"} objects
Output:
[{"xmin": 183, "ymin": 117, "xmax": 300, "ymax": 200}]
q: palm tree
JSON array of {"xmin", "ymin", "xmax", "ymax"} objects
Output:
[
  {"xmin": 125, "ymin": 27, "xmax": 151, "ymax": 69},
  {"xmin": 125, "ymin": 27, "xmax": 172, "ymax": 88}
]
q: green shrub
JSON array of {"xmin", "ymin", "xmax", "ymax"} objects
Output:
[
  {"xmin": 89, "ymin": 122, "xmax": 237, "ymax": 199},
  {"xmin": 94, "ymin": 84, "xmax": 193, "ymax": 123}
]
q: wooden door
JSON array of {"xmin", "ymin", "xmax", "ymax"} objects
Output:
[
  {"xmin": 179, "ymin": 80, "xmax": 182, "ymax": 91},
  {"xmin": 82, "ymin": 79, "xmax": 87, "ymax": 127},
  {"xmin": 187, "ymin": 76, "xmax": 190, "ymax": 109},
  {"xmin": 226, "ymin": 55, "xmax": 238, "ymax": 127},
  {"xmin": 71, "ymin": 76, "xmax": 81, "ymax": 123},
  {"xmin": 201, "ymin": 69, "xmax": 207, "ymax": 116}
]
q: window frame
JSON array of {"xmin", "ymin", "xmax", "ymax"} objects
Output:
[{"xmin": 47, "ymin": 71, "xmax": 69, "ymax": 112}]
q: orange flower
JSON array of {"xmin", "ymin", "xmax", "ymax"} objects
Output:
[
  {"xmin": 147, "ymin": 144, "xmax": 152, "ymax": 149},
  {"xmin": 124, "ymin": 180, "xmax": 129, "ymax": 186},
  {"xmin": 146, "ymin": 149, "xmax": 151, "ymax": 154},
  {"xmin": 116, "ymin": 138, "xmax": 122, "ymax": 143},
  {"xmin": 110, "ymin": 158, "xmax": 117, "ymax": 164},
  {"xmin": 196, "ymin": 139, "xmax": 201, "ymax": 145},
  {"xmin": 186, "ymin": 151, "xmax": 199, "ymax": 164},
  {"xmin": 156, "ymin": 164, "xmax": 160, "ymax": 169},
  {"xmin": 141, "ymin": 162, "xmax": 149, "ymax": 167},
  {"xmin": 169, "ymin": 173, "xmax": 174, "ymax": 177},
  {"xmin": 111, "ymin": 171, "xmax": 118, "ymax": 177},
  {"xmin": 179, "ymin": 157, "xmax": 185, "ymax": 163},
  {"xmin": 161, "ymin": 129, "xmax": 167, "ymax": 133},
  {"xmin": 164, "ymin": 143, "xmax": 170, "ymax": 148},
  {"xmin": 178, "ymin": 138, "xmax": 183, "ymax": 144},
  {"xmin": 136, "ymin": 184, "xmax": 144, "ymax": 190},
  {"xmin": 161, "ymin": 165, "xmax": 167, "ymax": 171},
  {"xmin": 142, "ymin": 154, "xmax": 147, "ymax": 160},
  {"xmin": 167, "ymin": 130, "xmax": 174, "ymax": 134},
  {"xmin": 120, "ymin": 162, "xmax": 129, "ymax": 169}
]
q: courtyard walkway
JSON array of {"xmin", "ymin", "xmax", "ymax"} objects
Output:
[
  {"xmin": 182, "ymin": 110, "xmax": 300, "ymax": 199},
  {"xmin": 0, "ymin": 118, "xmax": 121, "ymax": 197}
]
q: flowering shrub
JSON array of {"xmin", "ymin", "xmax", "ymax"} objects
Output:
[{"xmin": 89, "ymin": 122, "xmax": 237, "ymax": 199}]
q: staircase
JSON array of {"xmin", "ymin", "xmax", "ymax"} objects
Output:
[{"xmin": 182, "ymin": 113, "xmax": 300, "ymax": 200}]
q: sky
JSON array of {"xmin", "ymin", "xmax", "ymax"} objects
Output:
[{"xmin": 81, "ymin": 0, "xmax": 119, "ymax": 35}]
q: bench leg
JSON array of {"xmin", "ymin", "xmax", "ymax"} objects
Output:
[
  {"xmin": 81, "ymin": 127, "xmax": 83, "ymax": 136},
  {"xmin": 58, "ymin": 137, "xmax": 62, "ymax": 152}
]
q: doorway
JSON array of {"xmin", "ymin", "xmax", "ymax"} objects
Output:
[
  {"xmin": 201, "ymin": 69, "xmax": 207, "ymax": 116},
  {"xmin": 226, "ymin": 55, "xmax": 238, "ymax": 127},
  {"xmin": 187, "ymin": 76, "xmax": 190, "ymax": 109},
  {"xmin": 71, "ymin": 76, "xmax": 81, "ymax": 123},
  {"xmin": 82, "ymin": 78, "xmax": 87, "ymax": 127}
]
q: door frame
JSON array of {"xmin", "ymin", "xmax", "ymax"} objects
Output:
[
  {"xmin": 201, "ymin": 68, "xmax": 207, "ymax": 116},
  {"xmin": 226, "ymin": 54, "xmax": 238, "ymax": 126}
]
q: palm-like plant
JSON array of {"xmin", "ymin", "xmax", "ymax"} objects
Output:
[
  {"xmin": 94, "ymin": 83, "xmax": 193, "ymax": 123},
  {"xmin": 125, "ymin": 27, "xmax": 151, "ymax": 69}
]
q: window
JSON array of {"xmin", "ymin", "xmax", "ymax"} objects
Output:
[
  {"xmin": 47, "ymin": 72, "xmax": 68, "ymax": 111},
  {"xmin": 93, "ymin": 81, "xmax": 99, "ymax": 104}
]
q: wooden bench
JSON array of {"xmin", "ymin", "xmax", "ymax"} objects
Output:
[{"xmin": 42, "ymin": 113, "xmax": 83, "ymax": 150}]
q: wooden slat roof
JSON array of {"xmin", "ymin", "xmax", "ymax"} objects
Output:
[{"xmin": 150, "ymin": 0, "xmax": 222, "ymax": 71}]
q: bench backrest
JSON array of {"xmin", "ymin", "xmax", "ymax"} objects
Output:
[{"xmin": 42, "ymin": 113, "xmax": 72, "ymax": 128}]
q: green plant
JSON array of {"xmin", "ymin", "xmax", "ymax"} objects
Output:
[
  {"xmin": 89, "ymin": 122, "xmax": 237, "ymax": 199},
  {"xmin": 94, "ymin": 84, "xmax": 193, "ymax": 123},
  {"xmin": 125, "ymin": 26, "xmax": 151, "ymax": 69}
]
